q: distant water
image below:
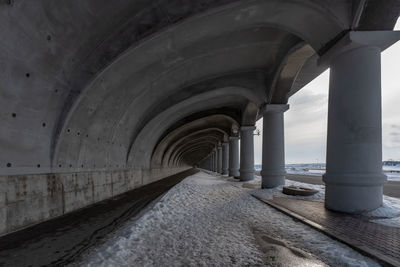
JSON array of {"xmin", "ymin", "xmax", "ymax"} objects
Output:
[{"xmin": 254, "ymin": 163, "xmax": 400, "ymax": 182}]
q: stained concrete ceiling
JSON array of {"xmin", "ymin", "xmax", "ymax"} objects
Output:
[{"xmin": 0, "ymin": 0, "xmax": 398, "ymax": 175}]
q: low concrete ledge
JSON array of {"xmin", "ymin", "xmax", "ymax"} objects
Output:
[{"xmin": 0, "ymin": 167, "xmax": 190, "ymax": 237}]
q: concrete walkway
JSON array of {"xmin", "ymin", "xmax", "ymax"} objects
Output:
[
  {"xmin": 254, "ymin": 196, "xmax": 400, "ymax": 267},
  {"xmin": 286, "ymin": 174, "xmax": 400, "ymax": 198},
  {"xmin": 78, "ymin": 171, "xmax": 377, "ymax": 266}
]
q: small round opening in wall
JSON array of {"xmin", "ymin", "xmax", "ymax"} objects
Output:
[
  {"xmin": 25, "ymin": 73, "xmax": 30, "ymax": 78},
  {"xmin": 6, "ymin": 163, "xmax": 11, "ymax": 167},
  {"xmin": 42, "ymin": 123, "xmax": 46, "ymax": 127},
  {"xmin": 37, "ymin": 164, "xmax": 41, "ymax": 168},
  {"xmin": 11, "ymin": 113, "xmax": 16, "ymax": 118}
]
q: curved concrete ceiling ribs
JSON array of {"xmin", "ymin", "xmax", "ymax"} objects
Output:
[
  {"xmin": 52, "ymin": 0, "xmax": 344, "ymax": 171},
  {"xmin": 1, "ymin": 0, "xmax": 397, "ymax": 175},
  {"xmin": 151, "ymin": 114, "xmax": 238, "ymax": 168}
]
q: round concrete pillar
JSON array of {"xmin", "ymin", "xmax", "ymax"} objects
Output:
[
  {"xmin": 323, "ymin": 45, "xmax": 387, "ymax": 213},
  {"xmin": 211, "ymin": 152, "xmax": 215, "ymax": 172},
  {"xmin": 240, "ymin": 126, "xmax": 255, "ymax": 181},
  {"xmin": 229, "ymin": 136, "xmax": 240, "ymax": 177},
  {"xmin": 222, "ymin": 142, "xmax": 229, "ymax": 175},
  {"xmin": 207, "ymin": 155, "xmax": 212, "ymax": 171},
  {"xmin": 214, "ymin": 149, "xmax": 218, "ymax": 173},
  {"xmin": 217, "ymin": 145, "xmax": 222, "ymax": 174},
  {"xmin": 261, "ymin": 104, "xmax": 289, "ymax": 188}
]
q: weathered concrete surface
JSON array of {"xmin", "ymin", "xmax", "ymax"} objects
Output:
[
  {"xmin": 0, "ymin": 168, "xmax": 198, "ymax": 266},
  {"xmin": 0, "ymin": 0, "xmax": 398, "ymax": 233},
  {"xmin": 0, "ymin": 167, "xmax": 189, "ymax": 236},
  {"xmin": 261, "ymin": 104, "xmax": 289, "ymax": 188}
]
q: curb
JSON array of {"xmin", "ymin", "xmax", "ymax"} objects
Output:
[{"xmin": 252, "ymin": 195, "xmax": 398, "ymax": 267}]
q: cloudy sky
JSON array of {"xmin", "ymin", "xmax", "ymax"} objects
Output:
[{"xmin": 254, "ymin": 19, "xmax": 400, "ymax": 164}]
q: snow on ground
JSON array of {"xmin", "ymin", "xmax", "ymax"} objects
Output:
[
  {"xmin": 76, "ymin": 171, "xmax": 380, "ymax": 267},
  {"xmin": 252, "ymin": 175, "xmax": 400, "ymax": 226},
  {"xmin": 371, "ymin": 217, "xmax": 400, "ymax": 228},
  {"xmin": 283, "ymin": 165, "xmax": 400, "ymax": 182}
]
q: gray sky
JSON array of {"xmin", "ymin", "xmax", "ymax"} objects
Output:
[{"xmin": 254, "ymin": 19, "xmax": 400, "ymax": 164}]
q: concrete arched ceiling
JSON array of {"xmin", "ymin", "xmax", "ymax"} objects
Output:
[
  {"xmin": 127, "ymin": 88, "xmax": 251, "ymax": 169},
  {"xmin": 0, "ymin": 0, "xmax": 397, "ymax": 174},
  {"xmin": 167, "ymin": 134, "xmax": 224, "ymax": 167},
  {"xmin": 151, "ymin": 114, "xmax": 238, "ymax": 168}
]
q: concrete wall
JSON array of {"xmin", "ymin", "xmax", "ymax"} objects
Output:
[{"xmin": 0, "ymin": 167, "xmax": 189, "ymax": 237}]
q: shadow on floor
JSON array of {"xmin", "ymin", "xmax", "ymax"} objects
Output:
[{"xmin": 0, "ymin": 168, "xmax": 198, "ymax": 266}]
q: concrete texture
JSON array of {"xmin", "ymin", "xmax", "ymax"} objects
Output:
[
  {"xmin": 0, "ymin": 0, "xmax": 398, "ymax": 233},
  {"xmin": 222, "ymin": 142, "xmax": 229, "ymax": 175},
  {"xmin": 261, "ymin": 104, "xmax": 289, "ymax": 188},
  {"xmin": 0, "ymin": 168, "xmax": 197, "ymax": 266},
  {"xmin": 229, "ymin": 137, "xmax": 240, "ymax": 177},
  {"xmin": 0, "ymin": 167, "xmax": 189, "ymax": 237},
  {"xmin": 217, "ymin": 145, "xmax": 223, "ymax": 174},
  {"xmin": 240, "ymin": 126, "xmax": 256, "ymax": 181},
  {"xmin": 322, "ymin": 32, "xmax": 400, "ymax": 213}
]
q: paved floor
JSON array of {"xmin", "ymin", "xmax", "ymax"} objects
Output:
[
  {"xmin": 255, "ymin": 196, "xmax": 400, "ymax": 267},
  {"xmin": 286, "ymin": 174, "xmax": 400, "ymax": 198},
  {"xmin": 0, "ymin": 169, "xmax": 198, "ymax": 266},
  {"xmin": 78, "ymin": 171, "xmax": 374, "ymax": 266}
]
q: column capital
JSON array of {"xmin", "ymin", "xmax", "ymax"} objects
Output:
[
  {"xmin": 319, "ymin": 31, "xmax": 400, "ymax": 66},
  {"xmin": 263, "ymin": 104, "xmax": 289, "ymax": 114},
  {"xmin": 240, "ymin": 125, "xmax": 256, "ymax": 132},
  {"xmin": 229, "ymin": 136, "xmax": 239, "ymax": 141}
]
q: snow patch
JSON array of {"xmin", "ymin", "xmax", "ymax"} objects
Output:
[
  {"xmin": 253, "ymin": 175, "xmax": 400, "ymax": 227},
  {"xmin": 371, "ymin": 217, "xmax": 400, "ymax": 228},
  {"xmin": 77, "ymin": 171, "xmax": 379, "ymax": 266}
]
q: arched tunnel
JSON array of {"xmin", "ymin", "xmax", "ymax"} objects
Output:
[{"xmin": 0, "ymin": 0, "xmax": 399, "ymax": 240}]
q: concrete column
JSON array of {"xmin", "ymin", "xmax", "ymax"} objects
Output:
[
  {"xmin": 222, "ymin": 142, "xmax": 229, "ymax": 175},
  {"xmin": 240, "ymin": 126, "xmax": 255, "ymax": 181},
  {"xmin": 214, "ymin": 149, "xmax": 218, "ymax": 173},
  {"xmin": 206, "ymin": 155, "xmax": 212, "ymax": 171},
  {"xmin": 320, "ymin": 31, "xmax": 400, "ymax": 213},
  {"xmin": 261, "ymin": 104, "xmax": 289, "ymax": 188},
  {"xmin": 217, "ymin": 145, "xmax": 222, "ymax": 174},
  {"xmin": 229, "ymin": 136, "xmax": 240, "ymax": 177},
  {"xmin": 211, "ymin": 152, "xmax": 215, "ymax": 172}
]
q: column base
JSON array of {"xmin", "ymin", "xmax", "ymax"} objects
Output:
[
  {"xmin": 229, "ymin": 168, "xmax": 239, "ymax": 178},
  {"xmin": 239, "ymin": 169, "xmax": 254, "ymax": 181},
  {"xmin": 323, "ymin": 172, "xmax": 386, "ymax": 213},
  {"xmin": 261, "ymin": 171, "xmax": 285, "ymax": 188},
  {"xmin": 222, "ymin": 169, "xmax": 228, "ymax": 175}
]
